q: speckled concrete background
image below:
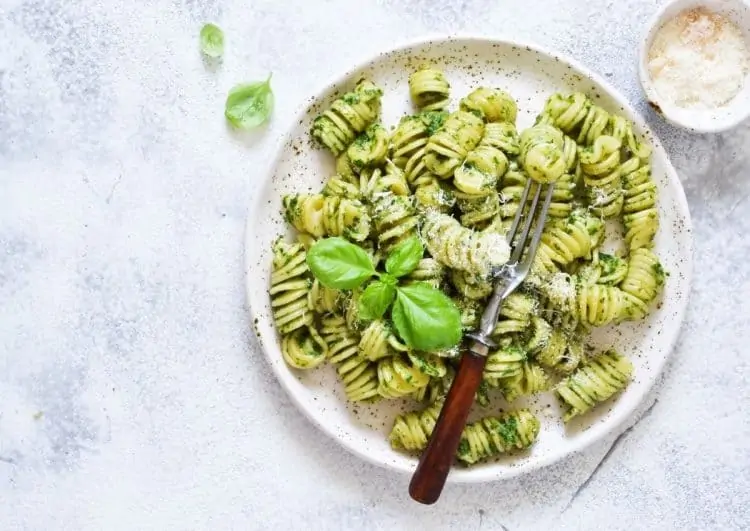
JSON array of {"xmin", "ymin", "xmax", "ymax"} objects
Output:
[{"xmin": 0, "ymin": 0, "xmax": 747, "ymax": 529}]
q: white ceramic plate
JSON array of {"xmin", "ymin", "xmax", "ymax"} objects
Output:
[{"xmin": 245, "ymin": 37, "xmax": 693, "ymax": 482}]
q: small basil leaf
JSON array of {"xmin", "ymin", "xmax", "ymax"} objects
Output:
[
  {"xmin": 199, "ymin": 23, "xmax": 224, "ymax": 58},
  {"xmin": 225, "ymin": 74, "xmax": 274, "ymax": 130},
  {"xmin": 385, "ymin": 236, "xmax": 424, "ymax": 277},
  {"xmin": 391, "ymin": 283, "xmax": 462, "ymax": 351},
  {"xmin": 306, "ymin": 237, "xmax": 375, "ymax": 289},
  {"xmin": 358, "ymin": 281, "xmax": 396, "ymax": 321}
]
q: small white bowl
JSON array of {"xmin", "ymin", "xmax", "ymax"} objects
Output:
[{"xmin": 638, "ymin": 0, "xmax": 750, "ymax": 133}]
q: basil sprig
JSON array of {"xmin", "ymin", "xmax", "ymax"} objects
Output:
[{"xmin": 306, "ymin": 236, "xmax": 462, "ymax": 351}]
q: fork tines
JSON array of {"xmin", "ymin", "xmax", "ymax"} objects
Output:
[{"xmin": 505, "ymin": 179, "xmax": 555, "ymax": 271}]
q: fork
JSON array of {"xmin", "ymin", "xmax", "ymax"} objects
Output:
[{"xmin": 408, "ymin": 179, "xmax": 555, "ymax": 505}]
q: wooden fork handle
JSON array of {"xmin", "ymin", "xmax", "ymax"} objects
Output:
[{"xmin": 408, "ymin": 341, "xmax": 488, "ymax": 505}]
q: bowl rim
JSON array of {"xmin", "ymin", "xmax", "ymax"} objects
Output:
[
  {"xmin": 637, "ymin": 0, "xmax": 750, "ymax": 133},
  {"xmin": 245, "ymin": 33, "xmax": 695, "ymax": 483}
]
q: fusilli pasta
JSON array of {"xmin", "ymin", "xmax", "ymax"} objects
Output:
[
  {"xmin": 424, "ymin": 110, "xmax": 485, "ymax": 178},
  {"xmin": 269, "ymin": 78, "xmax": 666, "ymax": 467},
  {"xmin": 311, "ymin": 80, "xmax": 383, "ymax": 155},
  {"xmin": 409, "ymin": 67, "xmax": 451, "ymax": 111},
  {"xmin": 555, "ymin": 350, "xmax": 633, "ymax": 422},
  {"xmin": 270, "ymin": 239, "xmax": 313, "ymax": 335}
]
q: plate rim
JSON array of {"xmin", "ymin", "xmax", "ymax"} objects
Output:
[{"xmin": 244, "ymin": 34, "xmax": 694, "ymax": 483}]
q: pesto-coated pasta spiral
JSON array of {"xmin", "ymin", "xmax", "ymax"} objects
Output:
[
  {"xmin": 359, "ymin": 161, "xmax": 410, "ymax": 200},
  {"xmin": 408, "ymin": 352, "xmax": 448, "ymax": 378},
  {"xmin": 413, "ymin": 177, "xmax": 456, "ymax": 213},
  {"xmin": 532, "ymin": 209, "xmax": 605, "ymax": 278},
  {"xmin": 409, "ymin": 67, "xmax": 451, "ymax": 111},
  {"xmin": 424, "ymin": 110, "xmax": 485, "ymax": 178},
  {"xmin": 621, "ymin": 159, "xmax": 659, "ymax": 250},
  {"xmin": 389, "ymin": 400, "xmax": 443, "ymax": 451},
  {"xmin": 450, "ymin": 269, "xmax": 494, "ymax": 300},
  {"xmin": 608, "ymin": 114, "xmax": 652, "ymax": 161},
  {"xmin": 454, "ymin": 190, "xmax": 501, "ymax": 230},
  {"xmin": 283, "ymin": 193, "xmax": 371, "ymax": 242},
  {"xmin": 492, "ymin": 292, "xmax": 538, "ymax": 338},
  {"xmin": 576, "ymin": 283, "xmax": 626, "ymax": 327},
  {"xmin": 323, "ymin": 174, "xmax": 361, "ymax": 200},
  {"xmin": 536, "ymin": 272, "xmax": 577, "ymax": 324},
  {"xmin": 562, "ymin": 134, "xmax": 579, "ymax": 173},
  {"xmin": 390, "ymin": 111, "xmax": 448, "ymax": 186},
  {"xmin": 519, "ymin": 124, "xmax": 566, "ymax": 183},
  {"xmin": 546, "ymin": 135, "xmax": 580, "ymax": 217},
  {"xmin": 346, "ymin": 123, "xmax": 389, "ymax": 171},
  {"xmin": 579, "ymin": 135, "xmax": 624, "ymax": 218},
  {"xmin": 371, "ymin": 192, "xmax": 420, "ymax": 252},
  {"xmin": 619, "ymin": 248, "xmax": 665, "ymax": 320},
  {"xmin": 525, "ymin": 316, "xmax": 553, "ymax": 354},
  {"xmin": 412, "ymin": 367, "xmax": 454, "ymax": 404},
  {"xmin": 500, "ymin": 156, "xmax": 576, "ymax": 221},
  {"xmin": 533, "ymin": 327, "xmax": 581, "ymax": 374},
  {"xmin": 335, "ymin": 151, "xmax": 358, "ymax": 183},
  {"xmin": 480, "ymin": 121, "xmax": 520, "ymax": 156},
  {"xmin": 501, "ymin": 361, "xmax": 549, "ymax": 402},
  {"xmin": 555, "ymin": 350, "xmax": 633, "ymax": 422},
  {"xmin": 270, "ymin": 239, "xmax": 313, "ymax": 335},
  {"xmin": 343, "ymin": 288, "xmax": 364, "ymax": 331},
  {"xmin": 422, "ymin": 211, "xmax": 510, "ymax": 276},
  {"xmin": 308, "ymin": 278, "xmax": 343, "ymax": 314},
  {"xmin": 548, "ymin": 171, "xmax": 578, "ymax": 218},
  {"xmin": 543, "ymin": 92, "xmax": 609, "ymax": 146},
  {"xmin": 453, "ymin": 145, "xmax": 508, "ymax": 196},
  {"xmin": 359, "ymin": 319, "xmax": 409, "ymax": 361},
  {"xmin": 575, "ymin": 252, "xmax": 629, "ymax": 286},
  {"xmin": 320, "ymin": 315, "xmax": 379, "ymax": 402},
  {"xmin": 311, "ymin": 80, "xmax": 383, "ymax": 156},
  {"xmin": 402, "ymin": 258, "xmax": 445, "ymax": 289},
  {"xmin": 456, "ymin": 410, "xmax": 540, "ymax": 465},
  {"xmin": 377, "ymin": 354, "xmax": 431, "ymax": 399},
  {"xmin": 484, "ymin": 342, "xmax": 526, "ymax": 383},
  {"xmin": 460, "ymin": 87, "xmax": 518, "ymax": 124},
  {"xmin": 281, "ymin": 325, "xmax": 328, "ymax": 370}
]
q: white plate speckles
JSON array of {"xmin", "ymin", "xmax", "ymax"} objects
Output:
[{"xmin": 245, "ymin": 37, "xmax": 693, "ymax": 482}]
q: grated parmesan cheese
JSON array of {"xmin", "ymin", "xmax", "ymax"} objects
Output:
[
  {"xmin": 544, "ymin": 272, "xmax": 576, "ymax": 310},
  {"xmin": 647, "ymin": 7, "xmax": 750, "ymax": 109}
]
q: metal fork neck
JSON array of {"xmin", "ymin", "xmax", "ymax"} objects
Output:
[{"xmin": 464, "ymin": 280, "xmax": 511, "ymax": 351}]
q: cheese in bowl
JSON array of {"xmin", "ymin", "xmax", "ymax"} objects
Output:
[{"xmin": 639, "ymin": 0, "xmax": 750, "ymax": 132}]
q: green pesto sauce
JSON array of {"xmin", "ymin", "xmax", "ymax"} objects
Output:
[
  {"xmin": 342, "ymin": 93, "xmax": 361, "ymax": 105},
  {"xmin": 420, "ymin": 111, "xmax": 448, "ymax": 136},
  {"xmin": 457, "ymin": 438, "xmax": 470, "ymax": 457},
  {"xmin": 497, "ymin": 416, "xmax": 518, "ymax": 446}
]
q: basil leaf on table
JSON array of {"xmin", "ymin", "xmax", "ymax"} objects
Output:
[
  {"xmin": 385, "ymin": 236, "xmax": 424, "ymax": 278},
  {"xmin": 391, "ymin": 282, "xmax": 462, "ymax": 351},
  {"xmin": 225, "ymin": 75, "xmax": 274, "ymax": 130},
  {"xmin": 199, "ymin": 23, "xmax": 224, "ymax": 58},
  {"xmin": 358, "ymin": 280, "xmax": 397, "ymax": 321},
  {"xmin": 306, "ymin": 237, "xmax": 375, "ymax": 289}
]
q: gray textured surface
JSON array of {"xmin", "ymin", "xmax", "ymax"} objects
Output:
[{"xmin": 0, "ymin": 0, "xmax": 748, "ymax": 529}]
